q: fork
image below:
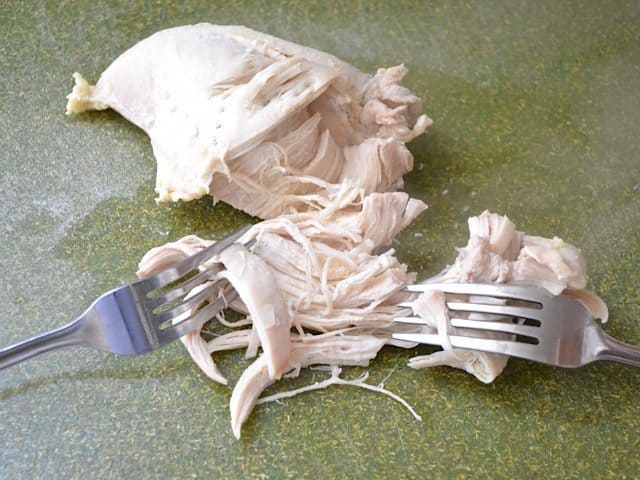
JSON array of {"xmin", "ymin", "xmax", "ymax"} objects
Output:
[
  {"xmin": 393, "ymin": 282, "xmax": 640, "ymax": 368},
  {"xmin": 0, "ymin": 225, "xmax": 253, "ymax": 370}
]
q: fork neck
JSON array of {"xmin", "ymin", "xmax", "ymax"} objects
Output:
[
  {"xmin": 0, "ymin": 320, "xmax": 85, "ymax": 371},
  {"xmin": 593, "ymin": 330, "xmax": 640, "ymax": 367}
]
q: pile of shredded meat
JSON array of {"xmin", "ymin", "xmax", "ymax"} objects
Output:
[
  {"xmin": 138, "ymin": 192, "xmax": 427, "ymax": 437},
  {"xmin": 137, "ymin": 207, "xmax": 606, "ymax": 437},
  {"xmin": 67, "ymin": 24, "xmax": 607, "ymax": 439}
]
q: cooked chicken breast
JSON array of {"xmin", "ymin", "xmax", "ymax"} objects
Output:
[{"xmin": 67, "ymin": 24, "xmax": 431, "ymax": 218}]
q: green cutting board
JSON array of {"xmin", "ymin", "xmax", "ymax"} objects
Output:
[{"xmin": 1, "ymin": 1, "xmax": 639, "ymax": 478}]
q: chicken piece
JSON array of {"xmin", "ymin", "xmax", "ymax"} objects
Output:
[
  {"xmin": 137, "ymin": 192, "xmax": 427, "ymax": 438},
  {"xmin": 407, "ymin": 211, "xmax": 606, "ymax": 382},
  {"xmin": 216, "ymin": 244, "xmax": 290, "ymax": 380},
  {"xmin": 229, "ymin": 355, "xmax": 273, "ymax": 439},
  {"xmin": 406, "ymin": 290, "xmax": 514, "ymax": 383},
  {"xmin": 66, "ymin": 24, "xmax": 432, "ymax": 218}
]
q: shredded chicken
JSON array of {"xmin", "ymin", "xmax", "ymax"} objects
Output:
[
  {"xmin": 137, "ymin": 204, "xmax": 605, "ymax": 437},
  {"xmin": 405, "ymin": 211, "xmax": 607, "ymax": 383},
  {"xmin": 138, "ymin": 192, "xmax": 427, "ymax": 438},
  {"xmin": 256, "ymin": 366, "xmax": 423, "ymax": 422},
  {"xmin": 66, "ymin": 24, "xmax": 432, "ymax": 218}
]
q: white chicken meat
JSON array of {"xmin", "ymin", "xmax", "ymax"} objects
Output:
[
  {"xmin": 66, "ymin": 24, "xmax": 431, "ymax": 218},
  {"xmin": 406, "ymin": 211, "xmax": 608, "ymax": 383},
  {"xmin": 138, "ymin": 202, "xmax": 606, "ymax": 436},
  {"xmin": 138, "ymin": 192, "xmax": 427, "ymax": 438}
]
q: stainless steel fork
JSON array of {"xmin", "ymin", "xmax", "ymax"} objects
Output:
[
  {"xmin": 0, "ymin": 225, "xmax": 253, "ymax": 370},
  {"xmin": 393, "ymin": 282, "xmax": 640, "ymax": 368}
]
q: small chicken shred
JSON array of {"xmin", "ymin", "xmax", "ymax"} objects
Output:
[{"xmin": 66, "ymin": 24, "xmax": 431, "ymax": 218}]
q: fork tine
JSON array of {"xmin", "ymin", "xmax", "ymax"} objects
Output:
[
  {"xmin": 392, "ymin": 332, "xmax": 540, "ymax": 360},
  {"xmin": 146, "ymin": 264, "xmax": 223, "ymax": 309},
  {"xmin": 393, "ymin": 316, "xmax": 428, "ymax": 325},
  {"xmin": 450, "ymin": 318, "xmax": 541, "ymax": 338},
  {"xmin": 446, "ymin": 301, "xmax": 545, "ymax": 322},
  {"xmin": 150, "ymin": 278, "xmax": 230, "ymax": 326},
  {"xmin": 446, "ymin": 335, "xmax": 540, "ymax": 360},
  {"xmin": 147, "ymin": 236, "xmax": 256, "ymax": 307},
  {"xmin": 157, "ymin": 292, "xmax": 236, "ymax": 342},
  {"xmin": 138, "ymin": 225, "xmax": 253, "ymax": 291},
  {"xmin": 407, "ymin": 282, "xmax": 549, "ymax": 304},
  {"xmin": 396, "ymin": 301, "xmax": 415, "ymax": 309},
  {"xmin": 392, "ymin": 332, "xmax": 443, "ymax": 345}
]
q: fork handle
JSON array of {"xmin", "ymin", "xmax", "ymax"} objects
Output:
[
  {"xmin": 596, "ymin": 331, "xmax": 640, "ymax": 367},
  {"xmin": 0, "ymin": 320, "xmax": 85, "ymax": 370}
]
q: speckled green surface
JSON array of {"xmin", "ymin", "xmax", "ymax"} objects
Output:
[{"xmin": 1, "ymin": 1, "xmax": 639, "ymax": 478}]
